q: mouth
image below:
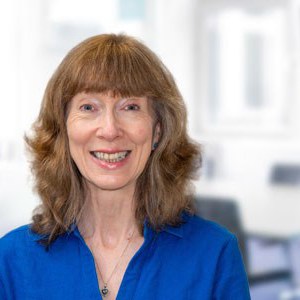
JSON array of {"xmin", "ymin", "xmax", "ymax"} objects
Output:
[{"xmin": 90, "ymin": 150, "xmax": 131, "ymax": 163}]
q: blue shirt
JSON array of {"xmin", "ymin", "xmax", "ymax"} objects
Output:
[{"xmin": 0, "ymin": 214, "xmax": 250, "ymax": 299}]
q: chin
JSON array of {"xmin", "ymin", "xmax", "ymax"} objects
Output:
[{"xmin": 90, "ymin": 178, "xmax": 134, "ymax": 192}]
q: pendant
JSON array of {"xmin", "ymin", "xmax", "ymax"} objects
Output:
[{"xmin": 101, "ymin": 285, "xmax": 109, "ymax": 297}]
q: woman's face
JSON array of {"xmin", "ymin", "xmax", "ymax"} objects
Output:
[{"xmin": 66, "ymin": 92, "xmax": 159, "ymax": 193}]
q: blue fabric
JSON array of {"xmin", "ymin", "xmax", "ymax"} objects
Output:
[{"xmin": 0, "ymin": 214, "xmax": 250, "ymax": 299}]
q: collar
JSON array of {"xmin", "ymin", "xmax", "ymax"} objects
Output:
[
  {"xmin": 71, "ymin": 220, "xmax": 185, "ymax": 242},
  {"xmin": 144, "ymin": 215, "xmax": 186, "ymax": 239},
  {"xmin": 29, "ymin": 223, "xmax": 78, "ymax": 243},
  {"xmin": 28, "ymin": 225, "xmax": 49, "ymax": 242},
  {"xmin": 30, "ymin": 213, "xmax": 187, "ymax": 243},
  {"xmin": 162, "ymin": 224, "xmax": 184, "ymax": 238},
  {"xmin": 161, "ymin": 211, "xmax": 191, "ymax": 239}
]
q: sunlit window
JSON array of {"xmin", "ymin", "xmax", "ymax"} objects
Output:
[{"xmin": 200, "ymin": 6, "xmax": 292, "ymax": 133}]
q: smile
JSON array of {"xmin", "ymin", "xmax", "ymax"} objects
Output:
[{"xmin": 90, "ymin": 151, "xmax": 131, "ymax": 163}]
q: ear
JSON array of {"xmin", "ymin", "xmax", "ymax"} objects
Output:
[{"xmin": 153, "ymin": 123, "xmax": 161, "ymax": 143}]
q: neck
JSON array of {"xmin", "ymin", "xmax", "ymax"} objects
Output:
[{"xmin": 78, "ymin": 184, "xmax": 140, "ymax": 248}]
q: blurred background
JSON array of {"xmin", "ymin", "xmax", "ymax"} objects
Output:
[{"xmin": 0, "ymin": 0, "xmax": 300, "ymax": 299}]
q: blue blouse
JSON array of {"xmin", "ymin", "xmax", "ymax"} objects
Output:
[{"xmin": 0, "ymin": 214, "xmax": 250, "ymax": 300}]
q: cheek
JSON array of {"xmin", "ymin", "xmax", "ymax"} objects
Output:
[
  {"xmin": 67, "ymin": 129, "xmax": 87, "ymax": 168},
  {"xmin": 134, "ymin": 127, "xmax": 153, "ymax": 145},
  {"xmin": 67, "ymin": 121, "xmax": 90, "ymax": 146},
  {"xmin": 67, "ymin": 131, "xmax": 80, "ymax": 149}
]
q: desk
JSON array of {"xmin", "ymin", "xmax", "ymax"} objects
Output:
[{"xmin": 195, "ymin": 179, "xmax": 300, "ymax": 237}]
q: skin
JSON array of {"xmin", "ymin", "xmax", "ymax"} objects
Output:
[
  {"xmin": 66, "ymin": 91, "xmax": 160, "ymax": 299},
  {"xmin": 67, "ymin": 91, "xmax": 158, "ymax": 191}
]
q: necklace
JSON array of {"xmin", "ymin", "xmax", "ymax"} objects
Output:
[{"xmin": 92, "ymin": 230, "xmax": 135, "ymax": 298}]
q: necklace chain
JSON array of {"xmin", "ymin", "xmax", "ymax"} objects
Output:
[{"xmin": 92, "ymin": 230, "xmax": 135, "ymax": 298}]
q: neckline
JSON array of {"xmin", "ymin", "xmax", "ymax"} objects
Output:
[{"xmin": 73, "ymin": 222, "xmax": 156, "ymax": 300}]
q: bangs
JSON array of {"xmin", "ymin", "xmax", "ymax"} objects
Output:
[{"xmin": 64, "ymin": 37, "xmax": 164, "ymax": 99}]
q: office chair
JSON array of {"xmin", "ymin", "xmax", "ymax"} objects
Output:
[
  {"xmin": 270, "ymin": 164, "xmax": 300, "ymax": 186},
  {"xmin": 194, "ymin": 195, "xmax": 292, "ymax": 286}
]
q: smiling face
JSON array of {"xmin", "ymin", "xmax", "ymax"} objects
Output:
[{"xmin": 66, "ymin": 92, "xmax": 160, "ymax": 193}]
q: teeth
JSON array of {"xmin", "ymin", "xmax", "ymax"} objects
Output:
[{"xmin": 93, "ymin": 151, "xmax": 129, "ymax": 162}]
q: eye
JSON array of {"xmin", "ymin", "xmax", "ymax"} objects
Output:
[
  {"xmin": 124, "ymin": 104, "xmax": 140, "ymax": 111},
  {"xmin": 80, "ymin": 104, "xmax": 94, "ymax": 112}
]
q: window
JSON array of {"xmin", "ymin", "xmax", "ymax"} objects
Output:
[{"xmin": 196, "ymin": 2, "xmax": 297, "ymax": 135}]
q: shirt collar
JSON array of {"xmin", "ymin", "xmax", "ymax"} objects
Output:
[
  {"xmin": 161, "ymin": 212, "xmax": 190, "ymax": 238},
  {"xmin": 144, "ymin": 217, "xmax": 185, "ymax": 239},
  {"xmin": 31, "ymin": 214, "xmax": 187, "ymax": 243},
  {"xmin": 29, "ymin": 223, "xmax": 78, "ymax": 242},
  {"xmin": 27, "ymin": 225, "xmax": 48, "ymax": 242},
  {"xmin": 162, "ymin": 224, "xmax": 184, "ymax": 238}
]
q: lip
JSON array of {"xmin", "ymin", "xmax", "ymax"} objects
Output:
[
  {"xmin": 90, "ymin": 148, "xmax": 130, "ymax": 154},
  {"xmin": 89, "ymin": 149, "xmax": 131, "ymax": 170}
]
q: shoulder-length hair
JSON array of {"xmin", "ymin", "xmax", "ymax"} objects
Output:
[{"xmin": 26, "ymin": 33, "xmax": 201, "ymax": 245}]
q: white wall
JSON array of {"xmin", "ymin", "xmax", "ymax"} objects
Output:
[{"xmin": 0, "ymin": 0, "xmax": 299, "ymax": 237}]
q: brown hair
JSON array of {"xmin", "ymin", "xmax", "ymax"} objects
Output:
[{"xmin": 25, "ymin": 33, "xmax": 201, "ymax": 245}]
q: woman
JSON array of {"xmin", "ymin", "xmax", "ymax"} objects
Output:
[{"xmin": 0, "ymin": 34, "xmax": 250, "ymax": 299}]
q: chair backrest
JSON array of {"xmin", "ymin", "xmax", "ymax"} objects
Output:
[{"xmin": 270, "ymin": 164, "xmax": 300, "ymax": 186}]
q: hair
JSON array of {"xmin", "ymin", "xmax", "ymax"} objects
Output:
[{"xmin": 25, "ymin": 33, "xmax": 201, "ymax": 246}]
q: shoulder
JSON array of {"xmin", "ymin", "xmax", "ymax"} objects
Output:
[
  {"xmin": 161, "ymin": 212, "xmax": 238, "ymax": 259},
  {"xmin": 0, "ymin": 224, "xmax": 48, "ymax": 260},
  {"xmin": 181, "ymin": 215, "xmax": 250, "ymax": 299},
  {"xmin": 1, "ymin": 224, "xmax": 33, "ymax": 238},
  {"xmin": 0, "ymin": 225, "xmax": 34, "ymax": 254},
  {"xmin": 0, "ymin": 224, "xmax": 40, "ymax": 240},
  {"xmin": 0, "ymin": 224, "xmax": 77, "ymax": 280},
  {"xmin": 1, "ymin": 224, "xmax": 33, "ymax": 244},
  {"xmin": 181, "ymin": 212, "xmax": 236, "ymax": 246}
]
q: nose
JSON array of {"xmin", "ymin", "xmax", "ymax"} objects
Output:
[{"xmin": 95, "ymin": 110, "xmax": 122, "ymax": 141}]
